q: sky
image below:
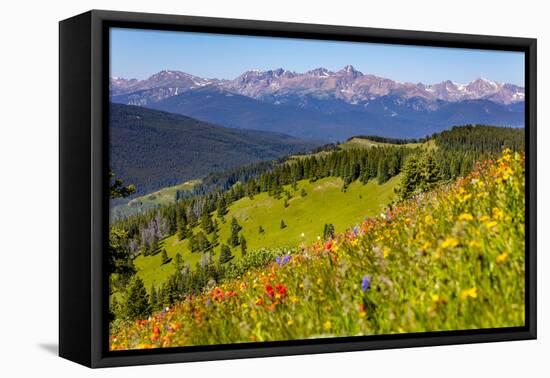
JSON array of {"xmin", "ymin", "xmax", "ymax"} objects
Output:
[{"xmin": 110, "ymin": 27, "xmax": 525, "ymax": 86}]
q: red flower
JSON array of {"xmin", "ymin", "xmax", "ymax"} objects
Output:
[
  {"xmin": 265, "ymin": 284, "xmax": 275, "ymax": 297},
  {"xmin": 211, "ymin": 287, "xmax": 225, "ymax": 301},
  {"xmin": 275, "ymin": 283, "xmax": 288, "ymax": 297},
  {"xmin": 324, "ymin": 241, "xmax": 333, "ymax": 251}
]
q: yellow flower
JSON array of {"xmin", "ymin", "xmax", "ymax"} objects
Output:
[
  {"xmin": 421, "ymin": 241, "xmax": 432, "ymax": 251},
  {"xmin": 323, "ymin": 320, "xmax": 332, "ymax": 331},
  {"xmin": 485, "ymin": 221, "xmax": 498, "ymax": 229},
  {"xmin": 460, "ymin": 287, "xmax": 478, "ymax": 300},
  {"xmin": 350, "ymin": 239, "xmax": 359, "ymax": 247},
  {"xmin": 383, "ymin": 247, "xmax": 390, "ymax": 258},
  {"xmin": 424, "ymin": 215, "xmax": 434, "ymax": 224},
  {"xmin": 458, "ymin": 213, "xmax": 474, "ymax": 221},
  {"xmin": 496, "ymin": 252, "xmax": 509, "ymax": 264},
  {"xmin": 468, "ymin": 240, "xmax": 481, "ymax": 248},
  {"xmin": 492, "ymin": 207, "xmax": 504, "ymax": 220},
  {"xmin": 287, "ymin": 319, "xmax": 294, "ymax": 326},
  {"xmin": 317, "ymin": 278, "xmax": 323, "ymax": 285},
  {"xmin": 431, "ymin": 294, "xmax": 440, "ymax": 302},
  {"xmin": 479, "ymin": 215, "xmax": 490, "ymax": 222},
  {"xmin": 441, "ymin": 237, "xmax": 459, "ymax": 249}
]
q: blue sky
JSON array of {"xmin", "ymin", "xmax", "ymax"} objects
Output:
[{"xmin": 110, "ymin": 28, "xmax": 525, "ymax": 86}]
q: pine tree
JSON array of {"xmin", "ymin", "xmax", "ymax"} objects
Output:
[
  {"xmin": 240, "ymin": 234, "xmax": 248, "ymax": 257},
  {"xmin": 160, "ymin": 249, "xmax": 170, "ymax": 265},
  {"xmin": 280, "ymin": 219, "xmax": 287, "ymax": 229},
  {"xmin": 177, "ymin": 216, "xmax": 188, "ymax": 241},
  {"xmin": 217, "ymin": 196, "xmax": 228, "ymax": 217},
  {"xmin": 195, "ymin": 231, "xmax": 212, "ymax": 253},
  {"xmin": 149, "ymin": 284, "xmax": 158, "ymax": 311},
  {"xmin": 323, "ymin": 223, "xmax": 335, "ymax": 240},
  {"xmin": 300, "ymin": 188, "xmax": 307, "ymax": 197},
  {"xmin": 219, "ymin": 244, "xmax": 234, "ymax": 264},
  {"xmin": 174, "ymin": 252, "xmax": 184, "ymax": 271},
  {"xmin": 211, "ymin": 228, "xmax": 220, "ymax": 248},
  {"xmin": 377, "ymin": 158, "xmax": 390, "ymax": 184},
  {"xmin": 229, "ymin": 217, "xmax": 241, "ymax": 247},
  {"xmin": 123, "ymin": 276, "xmax": 150, "ymax": 320},
  {"xmin": 200, "ymin": 211, "xmax": 214, "ymax": 234}
]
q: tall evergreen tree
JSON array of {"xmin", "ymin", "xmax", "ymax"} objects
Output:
[
  {"xmin": 176, "ymin": 216, "xmax": 188, "ymax": 241},
  {"xmin": 123, "ymin": 276, "xmax": 150, "ymax": 320},
  {"xmin": 160, "ymin": 249, "xmax": 170, "ymax": 265},
  {"xmin": 240, "ymin": 234, "xmax": 248, "ymax": 257},
  {"xmin": 229, "ymin": 217, "xmax": 241, "ymax": 247},
  {"xmin": 219, "ymin": 244, "xmax": 234, "ymax": 264},
  {"xmin": 200, "ymin": 211, "xmax": 214, "ymax": 234},
  {"xmin": 217, "ymin": 196, "xmax": 228, "ymax": 217}
]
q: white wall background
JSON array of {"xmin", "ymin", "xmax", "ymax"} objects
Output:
[{"xmin": 0, "ymin": 0, "xmax": 547, "ymax": 375}]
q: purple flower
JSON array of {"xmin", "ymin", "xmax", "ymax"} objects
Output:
[
  {"xmin": 276, "ymin": 254, "xmax": 291, "ymax": 266},
  {"xmin": 361, "ymin": 276, "xmax": 371, "ymax": 292},
  {"xmin": 353, "ymin": 226, "xmax": 359, "ymax": 236}
]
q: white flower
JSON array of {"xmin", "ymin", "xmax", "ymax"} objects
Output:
[{"xmin": 300, "ymin": 232, "xmax": 305, "ymax": 238}]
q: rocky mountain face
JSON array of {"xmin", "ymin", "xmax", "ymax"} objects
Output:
[{"xmin": 111, "ymin": 66, "xmax": 524, "ymax": 107}]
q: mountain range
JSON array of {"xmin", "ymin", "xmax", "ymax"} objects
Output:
[{"xmin": 110, "ymin": 67, "xmax": 524, "ymax": 141}]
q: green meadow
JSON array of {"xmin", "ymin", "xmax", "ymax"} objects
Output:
[{"xmin": 133, "ymin": 175, "xmax": 399, "ymax": 290}]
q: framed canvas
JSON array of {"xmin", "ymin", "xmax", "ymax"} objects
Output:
[{"xmin": 59, "ymin": 9, "xmax": 537, "ymax": 368}]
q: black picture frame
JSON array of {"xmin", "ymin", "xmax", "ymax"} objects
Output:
[{"xmin": 59, "ymin": 9, "xmax": 537, "ymax": 368}]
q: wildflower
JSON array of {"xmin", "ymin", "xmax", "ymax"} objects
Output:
[
  {"xmin": 255, "ymin": 297, "xmax": 264, "ymax": 306},
  {"xmin": 458, "ymin": 213, "xmax": 474, "ymax": 221},
  {"xmin": 431, "ymin": 294, "xmax": 440, "ymax": 302},
  {"xmin": 460, "ymin": 287, "xmax": 478, "ymax": 300},
  {"xmin": 441, "ymin": 237, "xmax": 459, "ymax": 249},
  {"xmin": 496, "ymin": 252, "xmax": 509, "ymax": 264},
  {"xmin": 287, "ymin": 319, "xmax": 294, "ymax": 326},
  {"xmin": 265, "ymin": 284, "xmax": 275, "ymax": 297},
  {"xmin": 324, "ymin": 241, "xmax": 333, "ymax": 251},
  {"xmin": 492, "ymin": 207, "xmax": 504, "ymax": 220},
  {"xmin": 275, "ymin": 283, "xmax": 288, "ymax": 297},
  {"xmin": 353, "ymin": 226, "xmax": 359, "ymax": 236},
  {"xmin": 300, "ymin": 232, "xmax": 305, "ymax": 238},
  {"xmin": 485, "ymin": 221, "xmax": 498, "ymax": 229},
  {"xmin": 468, "ymin": 240, "xmax": 481, "ymax": 248},
  {"xmin": 479, "ymin": 215, "xmax": 490, "ymax": 222},
  {"xmin": 323, "ymin": 320, "xmax": 332, "ymax": 331},
  {"xmin": 361, "ymin": 276, "xmax": 371, "ymax": 292},
  {"xmin": 424, "ymin": 214, "xmax": 434, "ymax": 224},
  {"xmin": 383, "ymin": 247, "xmax": 390, "ymax": 258}
]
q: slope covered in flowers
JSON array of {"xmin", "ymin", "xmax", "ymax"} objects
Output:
[{"xmin": 110, "ymin": 149, "xmax": 525, "ymax": 350}]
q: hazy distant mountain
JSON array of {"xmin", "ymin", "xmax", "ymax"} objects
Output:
[{"xmin": 110, "ymin": 67, "xmax": 524, "ymax": 141}]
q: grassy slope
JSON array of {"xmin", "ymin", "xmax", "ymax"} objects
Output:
[
  {"xmin": 111, "ymin": 180, "xmax": 199, "ymax": 220},
  {"xmin": 134, "ymin": 175, "xmax": 400, "ymax": 290},
  {"xmin": 342, "ymin": 137, "xmax": 422, "ymax": 149},
  {"xmin": 111, "ymin": 150, "xmax": 525, "ymax": 349}
]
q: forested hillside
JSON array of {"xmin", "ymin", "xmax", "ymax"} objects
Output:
[{"xmin": 110, "ymin": 103, "xmax": 318, "ymax": 198}]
